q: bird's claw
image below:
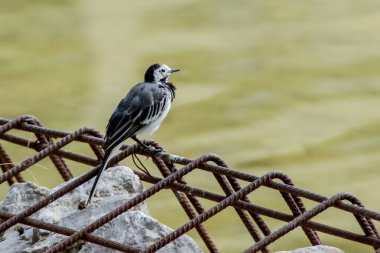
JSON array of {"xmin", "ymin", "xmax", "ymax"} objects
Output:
[
  {"xmin": 145, "ymin": 145, "xmax": 163, "ymax": 154},
  {"xmin": 78, "ymin": 200, "xmax": 87, "ymax": 210}
]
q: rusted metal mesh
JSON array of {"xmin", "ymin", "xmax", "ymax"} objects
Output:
[{"xmin": 0, "ymin": 115, "xmax": 379, "ymax": 253}]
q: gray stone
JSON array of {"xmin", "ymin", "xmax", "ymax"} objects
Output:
[
  {"xmin": 0, "ymin": 183, "xmax": 50, "ymax": 253},
  {"xmin": 33, "ymin": 166, "xmax": 148, "ymax": 224},
  {"xmin": 0, "ymin": 182, "xmax": 49, "ymax": 214},
  {"xmin": 275, "ymin": 245, "xmax": 345, "ymax": 253},
  {"xmin": 0, "ymin": 166, "xmax": 203, "ymax": 253}
]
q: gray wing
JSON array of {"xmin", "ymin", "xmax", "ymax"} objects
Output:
[{"xmin": 103, "ymin": 83, "xmax": 169, "ymax": 151}]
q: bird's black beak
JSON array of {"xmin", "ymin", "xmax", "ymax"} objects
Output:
[{"xmin": 170, "ymin": 68, "xmax": 180, "ymax": 73}]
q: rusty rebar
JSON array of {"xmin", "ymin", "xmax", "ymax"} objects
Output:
[
  {"xmin": 0, "ymin": 115, "xmax": 379, "ymax": 253},
  {"xmin": 0, "ymin": 132, "xmax": 101, "ymax": 167},
  {"xmin": 0, "ymin": 127, "xmax": 98, "ymax": 184},
  {"xmin": 0, "ymin": 210, "xmax": 138, "ymax": 252},
  {"xmin": 268, "ymin": 174, "xmax": 320, "ymax": 245},
  {"xmin": 0, "ymin": 144, "xmax": 139, "ymax": 234},
  {"xmin": 227, "ymin": 177, "xmax": 272, "ymax": 237},
  {"xmin": 0, "ymin": 115, "xmax": 37, "ymax": 135},
  {"xmin": 142, "ymin": 171, "xmax": 292, "ymax": 253},
  {"xmin": 1, "ymin": 117, "xmax": 379, "ymax": 221},
  {"xmin": 243, "ymin": 192, "xmax": 380, "ymax": 253},
  {"xmin": 137, "ymin": 172, "xmax": 380, "ymax": 248},
  {"xmin": 212, "ymin": 169, "xmax": 270, "ymax": 253},
  {"xmin": 34, "ymin": 132, "xmax": 73, "ymax": 181},
  {"xmin": 0, "ymin": 142, "xmax": 16, "ymax": 185},
  {"xmin": 153, "ymin": 156, "xmax": 219, "ymax": 253},
  {"xmin": 24, "ymin": 116, "xmax": 74, "ymax": 181},
  {"xmin": 0, "ymin": 117, "xmax": 104, "ymax": 147},
  {"xmin": 44, "ymin": 154, "xmax": 227, "ymax": 253},
  {"xmin": 161, "ymin": 152, "xmax": 380, "ymax": 222}
]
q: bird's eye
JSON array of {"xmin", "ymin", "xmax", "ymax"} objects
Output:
[{"xmin": 160, "ymin": 69, "xmax": 166, "ymax": 73}]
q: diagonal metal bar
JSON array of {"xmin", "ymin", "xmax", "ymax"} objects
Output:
[
  {"xmin": 153, "ymin": 156, "xmax": 219, "ymax": 253},
  {"xmin": 158, "ymin": 151, "xmax": 380, "ymax": 222},
  {"xmin": 136, "ymin": 172, "xmax": 380, "ymax": 248},
  {"xmin": 0, "ymin": 132, "xmax": 100, "ymax": 167},
  {"xmin": 0, "ymin": 117, "xmax": 103, "ymax": 146},
  {"xmin": 44, "ymin": 154, "xmax": 227, "ymax": 253},
  {"xmin": 0, "ymin": 142, "xmax": 16, "ymax": 185},
  {"xmin": 34, "ymin": 132, "xmax": 73, "ymax": 181},
  {"xmin": 0, "ymin": 145, "xmax": 139, "ymax": 234},
  {"xmin": 1, "ymin": 118, "xmax": 379, "ymax": 223},
  {"xmin": 0, "ymin": 116, "xmax": 379, "ymax": 253},
  {"xmin": 0, "ymin": 211, "xmax": 138, "ymax": 253},
  {"xmin": 0, "ymin": 115, "xmax": 37, "ymax": 135},
  {"xmin": 265, "ymin": 174, "xmax": 320, "ymax": 245},
  {"xmin": 142, "ymin": 171, "xmax": 288, "ymax": 253},
  {"xmin": 0, "ymin": 127, "xmax": 98, "ymax": 184},
  {"xmin": 227, "ymin": 177, "xmax": 272, "ymax": 238},
  {"xmin": 243, "ymin": 192, "xmax": 380, "ymax": 253},
  {"xmin": 212, "ymin": 169, "xmax": 270, "ymax": 253},
  {"xmin": 24, "ymin": 117, "xmax": 74, "ymax": 181}
]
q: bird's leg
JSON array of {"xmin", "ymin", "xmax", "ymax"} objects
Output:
[
  {"xmin": 131, "ymin": 136, "xmax": 162, "ymax": 153},
  {"xmin": 131, "ymin": 153, "xmax": 153, "ymax": 178}
]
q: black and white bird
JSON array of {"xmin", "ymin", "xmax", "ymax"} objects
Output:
[{"xmin": 86, "ymin": 63, "xmax": 180, "ymax": 206}]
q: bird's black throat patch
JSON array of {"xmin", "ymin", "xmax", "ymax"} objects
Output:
[{"xmin": 166, "ymin": 82, "xmax": 176, "ymax": 101}]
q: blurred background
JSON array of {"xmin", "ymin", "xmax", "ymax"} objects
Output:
[{"xmin": 1, "ymin": 0, "xmax": 380, "ymax": 252}]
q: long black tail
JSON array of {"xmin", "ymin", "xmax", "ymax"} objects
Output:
[{"xmin": 85, "ymin": 149, "xmax": 113, "ymax": 206}]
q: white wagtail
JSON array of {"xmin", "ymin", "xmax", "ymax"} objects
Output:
[{"xmin": 86, "ymin": 63, "xmax": 180, "ymax": 206}]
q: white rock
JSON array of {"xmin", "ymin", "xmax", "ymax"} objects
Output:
[
  {"xmin": 34, "ymin": 166, "xmax": 148, "ymax": 224},
  {"xmin": 0, "ymin": 182, "xmax": 50, "ymax": 253},
  {"xmin": 0, "ymin": 182, "xmax": 49, "ymax": 214},
  {"xmin": 276, "ymin": 245, "xmax": 345, "ymax": 253},
  {"xmin": 0, "ymin": 166, "xmax": 203, "ymax": 253},
  {"xmin": 25, "ymin": 211, "xmax": 202, "ymax": 253}
]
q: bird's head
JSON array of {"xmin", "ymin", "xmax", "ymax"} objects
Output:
[{"xmin": 144, "ymin": 63, "xmax": 180, "ymax": 83}]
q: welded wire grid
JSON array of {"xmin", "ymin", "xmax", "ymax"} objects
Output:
[{"xmin": 0, "ymin": 115, "xmax": 379, "ymax": 253}]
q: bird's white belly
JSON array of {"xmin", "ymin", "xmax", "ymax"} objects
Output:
[{"xmin": 137, "ymin": 100, "xmax": 171, "ymax": 135}]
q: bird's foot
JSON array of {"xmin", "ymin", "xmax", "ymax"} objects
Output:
[
  {"xmin": 78, "ymin": 200, "xmax": 87, "ymax": 210},
  {"xmin": 132, "ymin": 136, "xmax": 163, "ymax": 154},
  {"xmin": 143, "ymin": 144, "xmax": 163, "ymax": 154}
]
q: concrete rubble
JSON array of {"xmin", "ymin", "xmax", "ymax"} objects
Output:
[
  {"xmin": 275, "ymin": 245, "xmax": 345, "ymax": 253},
  {"xmin": 0, "ymin": 166, "xmax": 203, "ymax": 253}
]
